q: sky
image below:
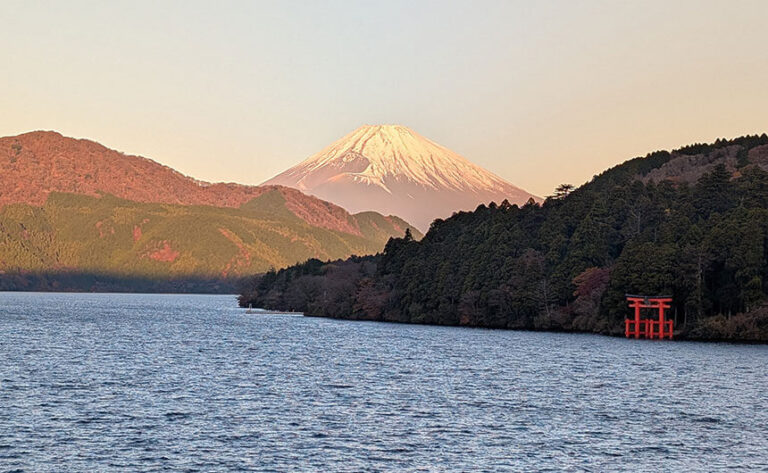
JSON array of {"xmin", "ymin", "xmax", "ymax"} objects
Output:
[{"xmin": 2, "ymin": 0, "xmax": 768, "ymax": 197}]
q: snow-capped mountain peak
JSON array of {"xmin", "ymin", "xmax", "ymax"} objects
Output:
[
  {"xmin": 285, "ymin": 125, "xmax": 510, "ymax": 192},
  {"xmin": 263, "ymin": 125, "xmax": 538, "ymax": 230}
]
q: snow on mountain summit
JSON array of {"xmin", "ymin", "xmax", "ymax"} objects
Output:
[
  {"xmin": 263, "ymin": 125, "xmax": 539, "ymax": 230},
  {"xmin": 276, "ymin": 125, "xmax": 509, "ymax": 192}
]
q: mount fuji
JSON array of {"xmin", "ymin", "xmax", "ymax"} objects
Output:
[{"xmin": 263, "ymin": 125, "xmax": 539, "ymax": 230}]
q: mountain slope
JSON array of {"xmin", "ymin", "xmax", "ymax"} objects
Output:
[
  {"xmin": 0, "ymin": 130, "xmax": 421, "ymax": 291},
  {"xmin": 0, "ymin": 191, "xmax": 419, "ymax": 290},
  {"xmin": 0, "ymin": 130, "xmax": 407, "ymax": 236},
  {"xmin": 241, "ymin": 134, "xmax": 768, "ymax": 341},
  {"xmin": 263, "ymin": 125, "xmax": 538, "ymax": 230}
]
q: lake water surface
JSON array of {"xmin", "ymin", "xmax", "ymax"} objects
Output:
[{"xmin": 1, "ymin": 292, "xmax": 767, "ymax": 472}]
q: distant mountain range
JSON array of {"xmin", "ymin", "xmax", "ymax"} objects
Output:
[
  {"xmin": 263, "ymin": 125, "xmax": 538, "ymax": 230},
  {"xmin": 0, "ymin": 131, "xmax": 419, "ymax": 291}
]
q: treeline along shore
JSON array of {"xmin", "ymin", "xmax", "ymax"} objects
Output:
[{"xmin": 239, "ymin": 135, "xmax": 768, "ymax": 342}]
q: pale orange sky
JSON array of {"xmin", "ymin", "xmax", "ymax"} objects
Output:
[{"xmin": 1, "ymin": 0, "xmax": 767, "ymax": 197}]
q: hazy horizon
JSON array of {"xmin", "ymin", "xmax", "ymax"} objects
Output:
[{"xmin": 2, "ymin": 0, "xmax": 768, "ymax": 196}]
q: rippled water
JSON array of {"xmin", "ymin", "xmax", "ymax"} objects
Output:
[{"xmin": 1, "ymin": 292, "xmax": 767, "ymax": 472}]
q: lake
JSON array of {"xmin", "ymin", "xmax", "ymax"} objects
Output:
[{"xmin": 1, "ymin": 292, "xmax": 767, "ymax": 472}]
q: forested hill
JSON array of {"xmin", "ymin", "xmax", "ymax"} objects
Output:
[
  {"xmin": 0, "ymin": 191, "xmax": 418, "ymax": 292},
  {"xmin": 0, "ymin": 130, "xmax": 422, "ymax": 292},
  {"xmin": 239, "ymin": 134, "xmax": 768, "ymax": 341}
]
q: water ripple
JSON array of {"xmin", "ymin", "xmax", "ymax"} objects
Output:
[{"xmin": 1, "ymin": 292, "xmax": 767, "ymax": 472}]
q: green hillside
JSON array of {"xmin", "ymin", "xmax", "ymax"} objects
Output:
[{"xmin": 0, "ymin": 190, "xmax": 418, "ymax": 291}]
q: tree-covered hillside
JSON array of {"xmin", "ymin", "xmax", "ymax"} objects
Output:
[
  {"xmin": 239, "ymin": 135, "xmax": 768, "ymax": 341},
  {"xmin": 0, "ymin": 190, "xmax": 419, "ymax": 292}
]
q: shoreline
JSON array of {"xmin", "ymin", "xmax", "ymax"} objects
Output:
[{"xmin": 298, "ymin": 312, "xmax": 768, "ymax": 345}]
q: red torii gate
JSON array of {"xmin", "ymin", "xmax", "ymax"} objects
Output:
[{"xmin": 625, "ymin": 295, "xmax": 674, "ymax": 340}]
